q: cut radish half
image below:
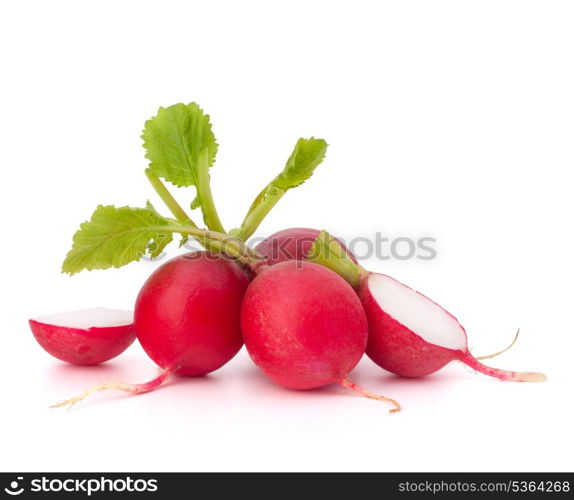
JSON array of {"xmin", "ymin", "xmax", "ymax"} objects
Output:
[
  {"xmin": 29, "ymin": 308, "xmax": 136, "ymax": 365},
  {"xmin": 359, "ymin": 274, "xmax": 546, "ymax": 382}
]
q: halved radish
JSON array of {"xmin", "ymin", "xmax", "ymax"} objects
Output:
[
  {"xmin": 360, "ymin": 274, "xmax": 546, "ymax": 381},
  {"xmin": 29, "ymin": 308, "xmax": 135, "ymax": 365}
]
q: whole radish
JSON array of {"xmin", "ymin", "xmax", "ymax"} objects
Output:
[
  {"xmin": 29, "ymin": 308, "xmax": 135, "ymax": 365},
  {"xmin": 135, "ymin": 252, "xmax": 249, "ymax": 376},
  {"xmin": 241, "ymin": 260, "xmax": 400, "ymax": 412},
  {"xmin": 255, "ymin": 227, "xmax": 356, "ymax": 266},
  {"xmin": 52, "ymin": 252, "xmax": 250, "ymax": 407},
  {"xmin": 308, "ymin": 231, "xmax": 546, "ymax": 382}
]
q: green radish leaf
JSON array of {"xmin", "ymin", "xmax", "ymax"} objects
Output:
[
  {"xmin": 142, "ymin": 102, "xmax": 225, "ymax": 233},
  {"xmin": 271, "ymin": 137, "xmax": 328, "ymax": 191},
  {"xmin": 233, "ymin": 137, "xmax": 328, "ymax": 240},
  {"xmin": 142, "ymin": 102, "xmax": 218, "ymax": 188},
  {"xmin": 62, "ymin": 205, "xmax": 174, "ymax": 274}
]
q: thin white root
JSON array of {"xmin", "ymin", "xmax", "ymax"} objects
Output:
[
  {"xmin": 50, "ymin": 368, "xmax": 174, "ymax": 409},
  {"xmin": 50, "ymin": 382, "xmax": 140, "ymax": 409},
  {"xmin": 475, "ymin": 328, "xmax": 521, "ymax": 361},
  {"xmin": 339, "ymin": 377, "xmax": 401, "ymax": 413}
]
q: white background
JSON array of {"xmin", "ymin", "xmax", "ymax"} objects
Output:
[{"xmin": 1, "ymin": 1, "xmax": 572, "ymax": 472}]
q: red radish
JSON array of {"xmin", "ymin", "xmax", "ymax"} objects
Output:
[
  {"xmin": 135, "ymin": 252, "xmax": 249, "ymax": 376},
  {"xmin": 241, "ymin": 260, "xmax": 400, "ymax": 412},
  {"xmin": 255, "ymin": 227, "xmax": 355, "ymax": 266},
  {"xmin": 29, "ymin": 308, "xmax": 135, "ymax": 365},
  {"xmin": 360, "ymin": 274, "xmax": 545, "ymax": 381},
  {"xmin": 308, "ymin": 231, "xmax": 546, "ymax": 383},
  {"xmin": 51, "ymin": 252, "xmax": 250, "ymax": 407}
]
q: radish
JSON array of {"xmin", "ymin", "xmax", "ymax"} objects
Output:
[
  {"xmin": 308, "ymin": 231, "xmax": 546, "ymax": 382},
  {"xmin": 255, "ymin": 227, "xmax": 355, "ymax": 266},
  {"xmin": 29, "ymin": 308, "xmax": 135, "ymax": 365},
  {"xmin": 360, "ymin": 274, "xmax": 545, "ymax": 381},
  {"xmin": 135, "ymin": 252, "xmax": 249, "ymax": 376},
  {"xmin": 241, "ymin": 260, "xmax": 401, "ymax": 412},
  {"xmin": 51, "ymin": 251, "xmax": 250, "ymax": 407}
]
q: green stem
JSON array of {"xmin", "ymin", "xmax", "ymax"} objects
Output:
[
  {"xmin": 145, "ymin": 168, "xmax": 225, "ymax": 253},
  {"xmin": 197, "ymin": 149, "xmax": 226, "ymax": 233},
  {"xmin": 306, "ymin": 230, "xmax": 368, "ymax": 288},
  {"xmin": 236, "ymin": 186, "xmax": 285, "ymax": 241},
  {"xmin": 145, "ymin": 169, "xmax": 196, "ymax": 226},
  {"xmin": 163, "ymin": 225, "xmax": 261, "ymax": 267}
]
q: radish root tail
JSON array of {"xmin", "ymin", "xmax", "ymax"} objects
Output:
[
  {"xmin": 458, "ymin": 352, "xmax": 546, "ymax": 382},
  {"xmin": 475, "ymin": 328, "xmax": 521, "ymax": 360},
  {"xmin": 339, "ymin": 377, "xmax": 401, "ymax": 413},
  {"xmin": 50, "ymin": 367, "xmax": 174, "ymax": 409}
]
